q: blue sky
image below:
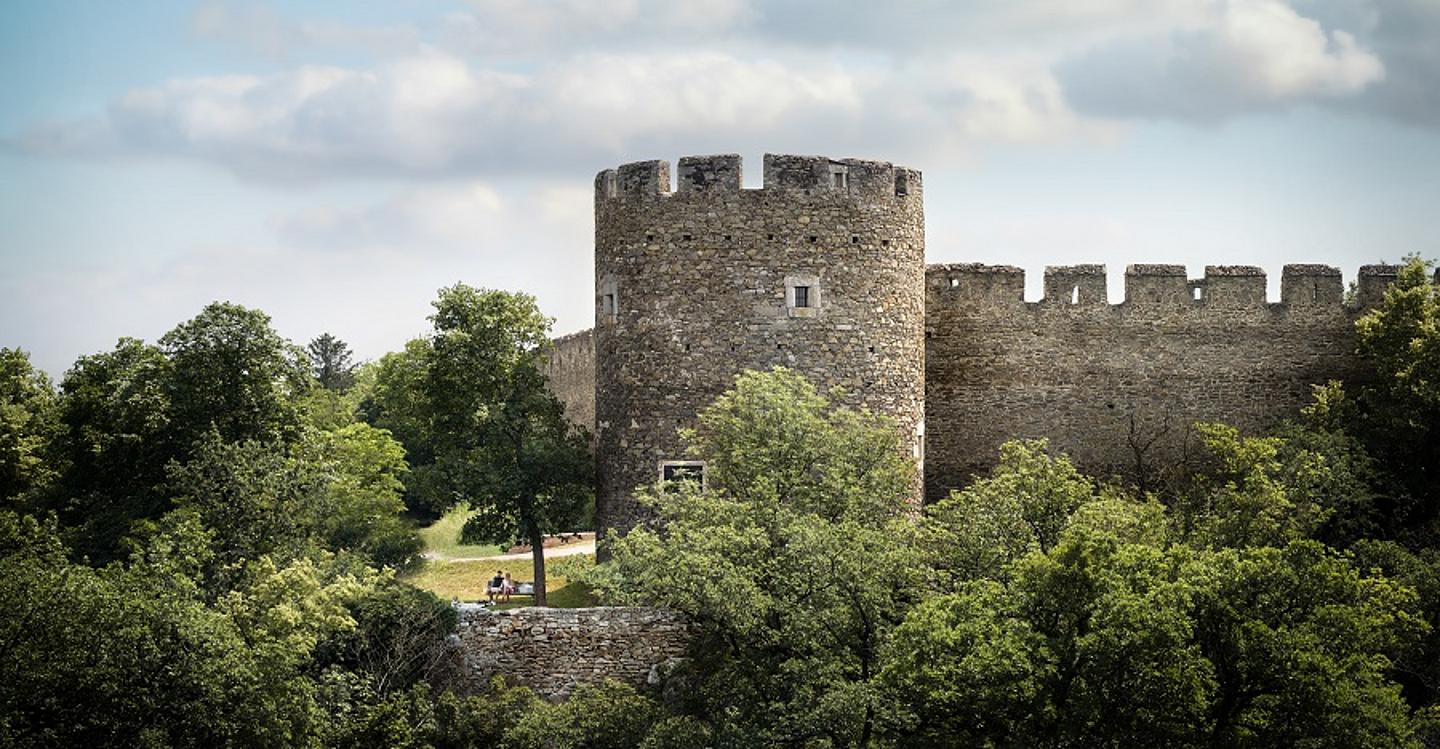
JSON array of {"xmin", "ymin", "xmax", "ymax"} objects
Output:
[{"xmin": 3, "ymin": 0, "xmax": 1438, "ymax": 375}]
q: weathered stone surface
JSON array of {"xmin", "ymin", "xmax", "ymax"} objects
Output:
[
  {"xmin": 543, "ymin": 152, "xmax": 1413, "ymax": 528},
  {"xmin": 544, "ymin": 329, "xmax": 595, "ymax": 433},
  {"xmin": 452, "ymin": 606, "xmax": 690, "ymax": 700},
  {"xmin": 923, "ymin": 263, "xmax": 1385, "ymax": 500},
  {"xmin": 591, "ymin": 153, "xmax": 926, "ymax": 538}
]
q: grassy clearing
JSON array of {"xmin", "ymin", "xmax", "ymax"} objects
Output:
[
  {"xmin": 403, "ymin": 556, "xmax": 598, "ymax": 609},
  {"xmin": 416, "ymin": 503, "xmax": 508, "ymax": 560}
]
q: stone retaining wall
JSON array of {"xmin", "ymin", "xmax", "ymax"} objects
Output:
[{"xmin": 453, "ymin": 605, "xmax": 690, "ymax": 699}]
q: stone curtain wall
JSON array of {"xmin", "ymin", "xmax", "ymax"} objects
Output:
[
  {"xmin": 573, "ymin": 151, "xmax": 1404, "ymax": 518},
  {"xmin": 543, "ymin": 329, "xmax": 596, "ymax": 434},
  {"xmin": 923, "ymin": 263, "xmax": 1398, "ymax": 501},
  {"xmin": 593, "ymin": 154, "xmax": 926, "ymax": 538},
  {"xmin": 453, "ymin": 606, "xmax": 689, "ymax": 699}
]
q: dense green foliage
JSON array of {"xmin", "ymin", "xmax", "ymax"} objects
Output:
[
  {"xmin": 310, "ymin": 333, "xmax": 358, "ymax": 392},
  {"xmin": 0, "ymin": 298, "xmax": 612, "ymax": 747},
  {"xmin": 890, "ymin": 509, "xmax": 1422, "ymax": 747},
  {"xmin": 1352, "ymin": 258, "xmax": 1440, "ymax": 543},
  {"xmin": 589, "ymin": 365, "xmax": 1438, "ymax": 747},
  {"xmin": 2, "ymin": 261, "xmax": 1438, "ymax": 746},
  {"xmin": 0, "ymin": 305, "xmax": 460, "ymax": 747},
  {"xmin": 596, "ymin": 368, "xmax": 924, "ymax": 746},
  {"xmin": 0, "ymin": 348, "xmax": 56, "ymax": 504},
  {"xmin": 365, "ymin": 285, "xmax": 592, "ymax": 606}
]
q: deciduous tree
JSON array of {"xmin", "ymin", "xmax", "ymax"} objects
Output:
[
  {"xmin": 1354, "ymin": 257, "xmax": 1440, "ymax": 540},
  {"xmin": 0, "ymin": 348, "xmax": 56, "ymax": 505},
  {"xmin": 47, "ymin": 338, "xmax": 172, "ymax": 558},
  {"xmin": 595, "ymin": 367, "xmax": 924, "ymax": 746},
  {"xmin": 380, "ymin": 285, "xmax": 592, "ymax": 605},
  {"xmin": 922, "ymin": 439, "xmax": 1095, "ymax": 586},
  {"xmin": 885, "ymin": 533, "xmax": 1426, "ymax": 747},
  {"xmin": 160, "ymin": 302, "xmax": 305, "ymax": 449}
]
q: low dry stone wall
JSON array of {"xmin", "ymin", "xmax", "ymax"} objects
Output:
[{"xmin": 453, "ymin": 605, "xmax": 690, "ymax": 699}]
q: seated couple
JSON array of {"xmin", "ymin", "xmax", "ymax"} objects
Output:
[{"xmin": 487, "ymin": 571, "xmax": 516, "ymax": 604}]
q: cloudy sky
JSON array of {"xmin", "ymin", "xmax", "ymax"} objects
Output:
[{"xmin": 3, "ymin": 0, "xmax": 1438, "ymax": 376}]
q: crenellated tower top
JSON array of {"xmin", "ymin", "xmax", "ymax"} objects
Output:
[
  {"xmin": 591, "ymin": 152, "xmax": 927, "ymax": 539},
  {"xmin": 595, "ymin": 153, "xmax": 922, "ymax": 202}
]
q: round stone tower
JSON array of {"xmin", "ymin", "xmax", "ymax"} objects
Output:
[{"xmin": 592, "ymin": 153, "xmax": 926, "ymax": 539}]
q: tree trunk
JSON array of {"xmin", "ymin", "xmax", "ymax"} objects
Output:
[{"xmin": 530, "ymin": 524, "xmax": 547, "ymax": 607}]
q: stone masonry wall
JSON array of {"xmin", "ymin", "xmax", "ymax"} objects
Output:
[
  {"xmin": 569, "ymin": 151, "xmax": 1404, "ymax": 520},
  {"xmin": 593, "ymin": 154, "xmax": 926, "ymax": 538},
  {"xmin": 544, "ymin": 329, "xmax": 596, "ymax": 433},
  {"xmin": 453, "ymin": 606, "xmax": 689, "ymax": 700},
  {"xmin": 923, "ymin": 263, "xmax": 1397, "ymax": 500}
]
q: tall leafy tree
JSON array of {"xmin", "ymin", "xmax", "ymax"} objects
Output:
[
  {"xmin": 363, "ymin": 338, "xmax": 436, "ymax": 497},
  {"xmin": 308, "ymin": 333, "xmax": 358, "ymax": 391},
  {"xmin": 307, "ymin": 423, "xmax": 421, "ymax": 570},
  {"xmin": 1353, "ymin": 257, "xmax": 1440, "ymax": 540},
  {"xmin": 46, "ymin": 338, "xmax": 173, "ymax": 558},
  {"xmin": 0, "ymin": 348, "xmax": 56, "ymax": 504},
  {"xmin": 160, "ymin": 302, "xmax": 305, "ymax": 450},
  {"xmin": 413, "ymin": 284, "xmax": 592, "ymax": 606},
  {"xmin": 595, "ymin": 367, "xmax": 924, "ymax": 746},
  {"xmin": 46, "ymin": 304, "xmax": 308, "ymax": 559}
]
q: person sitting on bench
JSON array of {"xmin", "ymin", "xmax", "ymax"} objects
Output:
[{"xmin": 486, "ymin": 570, "xmax": 505, "ymax": 604}]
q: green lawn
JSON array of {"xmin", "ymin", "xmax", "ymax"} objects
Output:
[
  {"xmin": 416, "ymin": 503, "xmax": 508, "ymax": 560},
  {"xmin": 407, "ymin": 503, "xmax": 598, "ymax": 607},
  {"xmin": 404, "ymin": 557, "xmax": 597, "ymax": 608}
]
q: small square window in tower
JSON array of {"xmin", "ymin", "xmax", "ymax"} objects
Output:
[
  {"xmin": 600, "ymin": 276, "xmax": 619, "ymax": 324},
  {"xmin": 785, "ymin": 273, "xmax": 821, "ymax": 318}
]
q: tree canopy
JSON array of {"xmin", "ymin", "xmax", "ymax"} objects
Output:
[
  {"xmin": 590, "ymin": 368, "xmax": 1438, "ymax": 748},
  {"xmin": 367, "ymin": 285, "xmax": 592, "ymax": 605},
  {"xmin": 308, "ymin": 333, "xmax": 358, "ymax": 392},
  {"xmin": 596, "ymin": 367, "xmax": 925, "ymax": 746},
  {"xmin": 0, "ymin": 348, "xmax": 56, "ymax": 505},
  {"xmin": 4, "ymin": 262, "xmax": 1440, "ymax": 747}
]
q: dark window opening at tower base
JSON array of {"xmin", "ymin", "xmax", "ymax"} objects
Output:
[{"xmin": 660, "ymin": 461, "xmax": 705, "ymax": 492}]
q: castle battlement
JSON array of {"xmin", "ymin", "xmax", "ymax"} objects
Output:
[
  {"xmin": 595, "ymin": 153, "xmax": 922, "ymax": 201},
  {"xmin": 924, "ymin": 262, "xmax": 1402, "ymax": 311},
  {"xmin": 561, "ymin": 150, "xmax": 1425, "ymax": 539},
  {"xmin": 591, "ymin": 153, "xmax": 926, "ymax": 536}
]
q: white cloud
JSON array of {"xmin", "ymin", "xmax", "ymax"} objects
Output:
[
  {"xmin": 278, "ymin": 181, "xmax": 509, "ymax": 251},
  {"xmin": 16, "ymin": 45, "xmax": 1110, "ymax": 179},
  {"xmin": 29, "ymin": 47, "xmax": 870, "ymax": 178},
  {"xmin": 1297, "ymin": 0, "xmax": 1440, "ymax": 127},
  {"xmin": 1059, "ymin": 0, "xmax": 1384, "ymax": 121},
  {"xmin": 8, "ymin": 0, "xmax": 1410, "ymax": 184},
  {"xmin": 191, "ymin": 1, "xmax": 419, "ymax": 58},
  {"xmin": 1216, "ymin": 1, "xmax": 1382, "ymax": 96},
  {"xmin": 926, "ymin": 57, "xmax": 1113, "ymax": 144},
  {"xmin": 441, "ymin": 0, "xmax": 755, "ymax": 56}
]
